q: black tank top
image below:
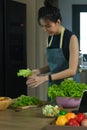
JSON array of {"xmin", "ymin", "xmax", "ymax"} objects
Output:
[{"xmin": 48, "ymin": 29, "xmax": 74, "ymax": 61}]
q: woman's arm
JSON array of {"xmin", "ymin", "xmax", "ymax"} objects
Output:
[
  {"xmin": 38, "ymin": 64, "xmax": 50, "ymax": 74},
  {"xmin": 51, "ymin": 34, "xmax": 79, "ymax": 80},
  {"xmin": 32, "ymin": 64, "xmax": 50, "ymax": 75}
]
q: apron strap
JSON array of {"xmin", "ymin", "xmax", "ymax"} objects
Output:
[
  {"xmin": 48, "ymin": 26, "xmax": 65, "ymax": 48},
  {"xmin": 60, "ymin": 27, "xmax": 65, "ymax": 48},
  {"xmin": 48, "ymin": 35, "xmax": 53, "ymax": 47}
]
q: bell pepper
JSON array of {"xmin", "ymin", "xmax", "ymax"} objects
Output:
[
  {"xmin": 75, "ymin": 113, "xmax": 86, "ymax": 123},
  {"xmin": 58, "ymin": 109, "xmax": 67, "ymax": 115},
  {"xmin": 65, "ymin": 112, "xmax": 76, "ymax": 121},
  {"xmin": 56, "ymin": 115, "xmax": 68, "ymax": 126},
  {"xmin": 67, "ymin": 118, "xmax": 80, "ymax": 126}
]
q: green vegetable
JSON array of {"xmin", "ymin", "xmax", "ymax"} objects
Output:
[
  {"xmin": 42, "ymin": 105, "xmax": 60, "ymax": 117},
  {"xmin": 17, "ymin": 68, "xmax": 32, "ymax": 77},
  {"xmin": 58, "ymin": 110, "xmax": 67, "ymax": 116},
  {"xmin": 12, "ymin": 95, "xmax": 42, "ymax": 108},
  {"xmin": 48, "ymin": 79, "xmax": 87, "ymax": 101}
]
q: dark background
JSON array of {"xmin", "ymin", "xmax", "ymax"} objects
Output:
[{"xmin": 0, "ymin": 0, "xmax": 27, "ymax": 98}]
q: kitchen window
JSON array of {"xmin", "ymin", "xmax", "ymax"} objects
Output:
[
  {"xmin": 72, "ymin": 5, "xmax": 87, "ymax": 54},
  {"xmin": 80, "ymin": 12, "xmax": 87, "ymax": 54}
]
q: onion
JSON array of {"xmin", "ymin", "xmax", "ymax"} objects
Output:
[{"xmin": 81, "ymin": 118, "xmax": 87, "ymax": 127}]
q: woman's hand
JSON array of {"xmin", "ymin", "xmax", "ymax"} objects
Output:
[{"xmin": 26, "ymin": 75, "xmax": 48, "ymax": 88}]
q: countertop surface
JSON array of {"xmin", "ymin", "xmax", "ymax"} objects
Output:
[{"xmin": 0, "ymin": 107, "xmax": 53, "ymax": 130}]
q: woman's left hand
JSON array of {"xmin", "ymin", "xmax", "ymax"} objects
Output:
[{"xmin": 26, "ymin": 75, "xmax": 48, "ymax": 88}]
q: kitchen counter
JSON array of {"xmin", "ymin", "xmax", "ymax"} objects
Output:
[{"xmin": 0, "ymin": 107, "xmax": 53, "ymax": 130}]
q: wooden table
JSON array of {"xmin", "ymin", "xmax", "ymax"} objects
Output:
[{"xmin": 0, "ymin": 107, "xmax": 53, "ymax": 130}]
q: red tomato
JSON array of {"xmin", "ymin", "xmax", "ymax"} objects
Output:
[
  {"xmin": 67, "ymin": 118, "xmax": 80, "ymax": 126},
  {"xmin": 75, "ymin": 113, "xmax": 86, "ymax": 123}
]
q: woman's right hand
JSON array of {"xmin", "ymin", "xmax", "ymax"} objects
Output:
[
  {"xmin": 26, "ymin": 73, "xmax": 48, "ymax": 88},
  {"xmin": 26, "ymin": 68, "xmax": 48, "ymax": 88},
  {"xmin": 26, "ymin": 69, "xmax": 40, "ymax": 87}
]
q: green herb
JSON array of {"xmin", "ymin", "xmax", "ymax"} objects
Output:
[
  {"xmin": 48, "ymin": 79, "xmax": 87, "ymax": 101},
  {"xmin": 17, "ymin": 68, "xmax": 32, "ymax": 77},
  {"xmin": 12, "ymin": 95, "xmax": 42, "ymax": 108}
]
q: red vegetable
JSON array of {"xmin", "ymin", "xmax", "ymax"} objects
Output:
[
  {"xmin": 67, "ymin": 118, "xmax": 80, "ymax": 126},
  {"xmin": 75, "ymin": 113, "xmax": 86, "ymax": 123}
]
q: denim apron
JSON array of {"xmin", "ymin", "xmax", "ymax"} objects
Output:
[{"xmin": 46, "ymin": 27, "xmax": 80, "ymax": 87}]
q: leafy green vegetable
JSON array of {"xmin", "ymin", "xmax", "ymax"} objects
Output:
[
  {"xmin": 48, "ymin": 79, "xmax": 87, "ymax": 101},
  {"xmin": 12, "ymin": 95, "xmax": 42, "ymax": 108},
  {"xmin": 17, "ymin": 68, "xmax": 32, "ymax": 77}
]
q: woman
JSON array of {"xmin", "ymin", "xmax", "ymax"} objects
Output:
[{"xmin": 26, "ymin": 0, "xmax": 80, "ymax": 88}]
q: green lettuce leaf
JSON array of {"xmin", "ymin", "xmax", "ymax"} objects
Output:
[{"xmin": 17, "ymin": 68, "xmax": 32, "ymax": 77}]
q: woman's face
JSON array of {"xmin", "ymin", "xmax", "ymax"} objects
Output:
[{"xmin": 40, "ymin": 19, "xmax": 61, "ymax": 35}]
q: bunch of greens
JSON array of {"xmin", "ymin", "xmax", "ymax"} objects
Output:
[
  {"xmin": 12, "ymin": 95, "xmax": 42, "ymax": 108},
  {"xmin": 17, "ymin": 68, "xmax": 32, "ymax": 77},
  {"xmin": 48, "ymin": 79, "xmax": 87, "ymax": 101}
]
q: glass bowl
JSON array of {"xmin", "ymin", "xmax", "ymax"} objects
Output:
[{"xmin": 56, "ymin": 96, "xmax": 81, "ymax": 108}]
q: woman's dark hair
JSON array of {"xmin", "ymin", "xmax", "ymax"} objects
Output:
[{"xmin": 38, "ymin": 0, "xmax": 62, "ymax": 25}]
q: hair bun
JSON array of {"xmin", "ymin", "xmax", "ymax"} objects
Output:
[{"xmin": 44, "ymin": 0, "xmax": 53, "ymax": 8}]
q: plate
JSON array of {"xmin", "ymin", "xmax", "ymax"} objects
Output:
[
  {"xmin": 10, "ymin": 104, "xmax": 40, "ymax": 111},
  {"xmin": 10, "ymin": 100, "xmax": 45, "ymax": 110},
  {"xmin": 16, "ymin": 105, "xmax": 39, "ymax": 109}
]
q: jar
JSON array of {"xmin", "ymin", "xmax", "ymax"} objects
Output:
[{"xmin": 79, "ymin": 51, "xmax": 83, "ymax": 67}]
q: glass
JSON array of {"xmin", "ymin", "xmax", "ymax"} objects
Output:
[{"xmin": 79, "ymin": 51, "xmax": 83, "ymax": 68}]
